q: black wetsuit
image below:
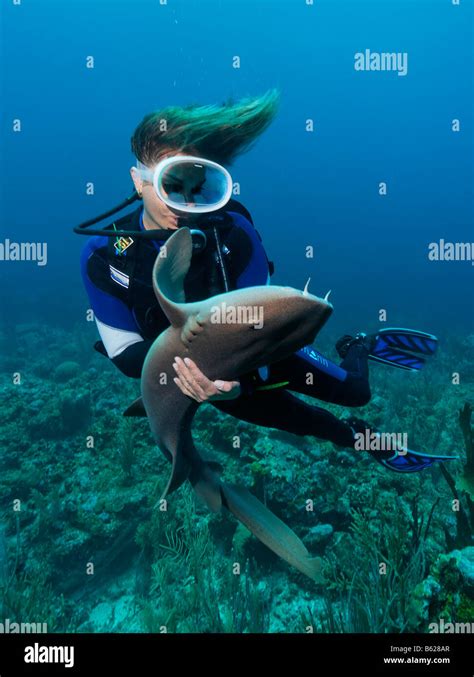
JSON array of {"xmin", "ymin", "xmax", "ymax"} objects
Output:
[{"xmin": 81, "ymin": 201, "xmax": 370, "ymax": 448}]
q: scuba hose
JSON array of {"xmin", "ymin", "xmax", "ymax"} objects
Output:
[
  {"xmin": 212, "ymin": 224, "xmax": 230, "ymax": 292},
  {"xmin": 74, "ymin": 191, "xmax": 171, "ymax": 240},
  {"xmin": 73, "ymin": 190, "xmax": 232, "ymax": 292}
]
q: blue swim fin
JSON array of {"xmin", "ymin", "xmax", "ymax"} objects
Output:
[
  {"xmin": 369, "ymin": 448, "xmax": 458, "ymax": 473},
  {"xmin": 369, "ymin": 328, "xmax": 438, "ymax": 371}
]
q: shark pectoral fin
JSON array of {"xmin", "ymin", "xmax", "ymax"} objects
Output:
[
  {"xmin": 123, "ymin": 397, "xmax": 147, "ymax": 417},
  {"xmin": 152, "ymin": 227, "xmax": 192, "ymax": 327},
  {"xmin": 220, "ymin": 482, "xmax": 324, "ymax": 582}
]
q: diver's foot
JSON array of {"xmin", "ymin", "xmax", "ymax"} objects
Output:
[
  {"xmin": 335, "ymin": 334, "xmax": 354, "ymax": 358},
  {"xmin": 345, "ymin": 416, "xmax": 371, "ymax": 438},
  {"xmin": 336, "ymin": 332, "xmax": 376, "ymax": 359}
]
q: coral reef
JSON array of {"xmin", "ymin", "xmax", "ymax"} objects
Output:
[{"xmin": 0, "ymin": 323, "xmax": 472, "ymax": 632}]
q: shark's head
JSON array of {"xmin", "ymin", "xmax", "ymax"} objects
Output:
[
  {"xmin": 203, "ymin": 283, "xmax": 332, "ymax": 368},
  {"xmin": 151, "ymin": 228, "xmax": 332, "ymax": 376}
]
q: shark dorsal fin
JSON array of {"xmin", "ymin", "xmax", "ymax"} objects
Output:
[{"xmin": 152, "ymin": 227, "xmax": 192, "ymax": 327}]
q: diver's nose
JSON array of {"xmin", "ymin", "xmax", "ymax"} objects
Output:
[{"xmin": 183, "ymin": 190, "xmax": 195, "ymax": 207}]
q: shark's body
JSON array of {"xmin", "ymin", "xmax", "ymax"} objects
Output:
[{"xmin": 128, "ymin": 227, "xmax": 333, "ymax": 580}]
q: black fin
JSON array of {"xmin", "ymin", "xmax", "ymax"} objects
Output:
[{"xmin": 123, "ymin": 397, "xmax": 147, "ymax": 417}]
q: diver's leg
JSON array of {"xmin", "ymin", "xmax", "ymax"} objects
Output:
[
  {"xmin": 212, "ymin": 389, "xmax": 356, "ymax": 447},
  {"xmin": 213, "ymin": 393, "xmax": 452, "ymax": 474},
  {"xmin": 263, "ymin": 340, "xmax": 372, "ymax": 407}
]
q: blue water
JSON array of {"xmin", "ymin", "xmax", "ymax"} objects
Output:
[{"xmin": 1, "ymin": 0, "xmax": 472, "ymax": 335}]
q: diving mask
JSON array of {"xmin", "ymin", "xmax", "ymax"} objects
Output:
[{"xmin": 132, "ymin": 155, "xmax": 233, "ymax": 214}]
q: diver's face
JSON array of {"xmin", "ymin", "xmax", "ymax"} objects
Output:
[
  {"xmin": 130, "ymin": 153, "xmax": 201, "ymax": 231},
  {"xmin": 161, "ymin": 163, "xmax": 206, "ymax": 206},
  {"xmin": 141, "ymin": 182, "xmax": 185, "ymax": 231}
]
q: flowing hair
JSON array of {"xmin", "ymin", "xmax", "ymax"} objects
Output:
[{"xmin": 130, "ymin": 89, "xmax": 280, "ymax": 166}]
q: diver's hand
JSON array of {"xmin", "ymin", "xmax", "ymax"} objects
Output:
[{"xmin": 172, "ymin": 356, "xmax": 241, "ymax": 402}]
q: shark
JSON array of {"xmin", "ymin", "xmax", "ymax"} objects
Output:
[{"xmin": 125, "ymin": 227, "xmax": 333, "ymax": 580}]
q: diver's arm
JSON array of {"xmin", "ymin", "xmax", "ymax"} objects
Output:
[
  {"xmin": 94, "ymin": 318, "xmax": 152, "ymax": 378},
  {"xmin": 110, "ymin": 337, "xmax": 153, "ymax": 378},
  {"xmin": 81, "ymin": 239, "xmax": 151, "ymax": 378}
]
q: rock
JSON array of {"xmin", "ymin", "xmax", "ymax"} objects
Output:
[
  {"xmin": 408, "ymin": 547, "xmax": 474, "ymax": 631},
  {"xmin": 453, "ymin": 546, "xmax": 474, "ymax": 594},
  {"xmin": 371, "ymin": 395, "xmax": 385, "ymax": 411},
  {"xmin": 407, "ymin": 575, "xmax": 442, "ymax": 630},
  {"xmin": 29, "ymin": 399, "xmax": 44, "ymax": 411},
  {"xmin": 232, "ymin": 523, "xmax": 253, "ymax": 555},
  {"xmin": 53, "ymin": 361, "xmax": 81, "ymax": 382},
  {"xmin": 82, "ymin": 496, "xmax": 98, "ymax": 512},
  {"xmin": 60, "ymin": 392, "xmax": 91, "ymax": 434},
  {"xmin": 306, "ymin": 524, "xmax": 334, "ymax": 549},
  {"xmin": 89, "ymin": 602, "xmax": 114, "ymax": 630}
]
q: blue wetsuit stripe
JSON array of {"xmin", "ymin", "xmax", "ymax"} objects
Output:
[
  {"xmin": 295, "ymin": 346, "xmax": 348, "ymax": 382},
  {"xmin": 80, "ymin": 237, "xmax": 140, "ymax": 332}
]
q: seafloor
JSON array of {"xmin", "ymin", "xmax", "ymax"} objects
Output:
[{"xmin": 1, "ymin": 322, "xmax": 473, "ymax": 633}]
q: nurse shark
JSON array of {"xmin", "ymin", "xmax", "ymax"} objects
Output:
[{"xmin": 126, "ymin": 227, "xmax": 332, "ymax": 580}]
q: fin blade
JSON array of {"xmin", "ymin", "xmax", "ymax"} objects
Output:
[
  {"xmin": 369, "ymin": 346, "xmax": 426, "ymax": 371},
  {"xmin": 370, "ymin": 449, "xmax": 458, "ymax": 473},
  {"xmin": 375, "ymin": 328, "xmax": 438, "ymax": 356}
]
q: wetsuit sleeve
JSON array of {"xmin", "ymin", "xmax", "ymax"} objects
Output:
[
  {"xmin": 111, "ymin": 339, "xmax": 154, "ymax": 378},
  {"xmin": 80, "ymin": 237, "xmax": 150, "ymax": 378}
]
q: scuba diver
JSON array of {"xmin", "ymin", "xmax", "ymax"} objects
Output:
[{"xmin": 77, "ymin": 90, "xmax": 454, "ymax": 473}]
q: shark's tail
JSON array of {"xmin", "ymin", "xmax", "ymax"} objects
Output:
[
  {"xmin": 191, "ymin": 463, "xmax": 323, "ymax": 581},
  {"xmin": 221, "ymin": 483, "xmax": 322, "ymax": 582},
  {"xmin": 190, "ymin": 460, "xmax": 225, "ymax": 513},
  {"xmin": 220, "ymin": 482, "xmax": 323, "ymax": 582}
]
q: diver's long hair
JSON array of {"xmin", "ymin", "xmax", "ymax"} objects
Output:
[{"xmin": 130, "ymin": 89, "xmax": 280, "ymax": 166}]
